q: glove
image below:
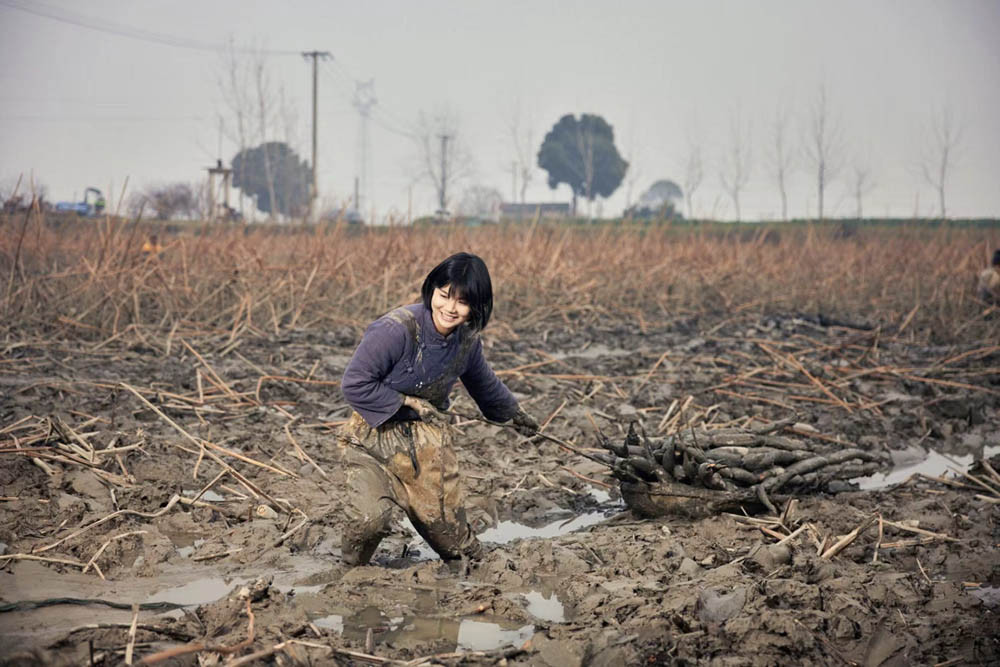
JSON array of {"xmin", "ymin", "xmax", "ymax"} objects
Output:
[
  {"xmin": 511, "ymin": 408, "xmax": 540, "ymax": 437},
  {"xmin": 402, "ymin": 396, "xmax": 447, "ymax": 425}
]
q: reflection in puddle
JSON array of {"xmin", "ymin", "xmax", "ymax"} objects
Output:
[
  {"xmin": 521, "ymin": 591, "xmax": 566, "ymax": 622},
  {"xmin": 147, "ymin": 576, "xmax": 248, "ymax": 605},
  {"xmin": 310, "ymin": 607, "xmax": 533, "ymax": 652},
  {"xmin": 176, "ymin": 539, "xmax": 206, "ymax": 558},
  {"xmin": 855, "ymin": 445, "xmax": 1000, "ymax": 490},
  {"xmin": 587, "ymin": 487, "xmax": 612, "ymax": 503},
  {"xmin": 148, "ymin": 575, "xmax": 327, "ymax": 607},
  {"xmin": 478, "ymin": 512, "xmax": 608, "ymax": 544},
  {"xmin": 457, "ymin": 620, "xmax": 534, "ymax": 651}
]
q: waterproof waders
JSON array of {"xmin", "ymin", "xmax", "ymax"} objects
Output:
[{"xmin": 338, "ymin": 412, "xmax": 483, "ymax": 565}]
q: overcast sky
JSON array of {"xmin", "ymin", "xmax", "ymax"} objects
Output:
[{"xmin": 2, "ymin": 0, "xmax": 999, "ymax": 221}]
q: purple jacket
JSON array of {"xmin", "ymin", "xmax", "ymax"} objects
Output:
[{"xmin": 341, "ymin": 304, "xmax": 520, "ymax": 428}]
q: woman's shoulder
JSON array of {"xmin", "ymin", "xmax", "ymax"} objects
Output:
[{"xmin": 365, "ymin": 305, "xmax": 421, "ymax": 339}]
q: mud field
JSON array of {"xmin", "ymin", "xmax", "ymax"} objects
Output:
[{"xmin": 1, "ymin": 310, "xmax": 999, "ymax": 666}]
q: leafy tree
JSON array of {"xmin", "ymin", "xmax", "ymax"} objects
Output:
[
  {"xmin": 232, "ymin": 142, "xmax": 310, "ymax": 218},
  {"xmin": 537, "ymin": 113, "xmax": 628, "ymax": 215}
]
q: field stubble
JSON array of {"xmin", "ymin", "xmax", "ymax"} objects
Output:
[{"xmin": 0, "ymin": 215, "xmax": 998, "ymax": 665}]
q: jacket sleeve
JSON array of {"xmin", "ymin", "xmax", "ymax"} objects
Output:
[
  {"xmin": 341, "ymin": 318, "xmax": 408, "ymax": 428},
  {"xmin": 460, "ymin": 338, "xmax": 520, "ymax": 422}
]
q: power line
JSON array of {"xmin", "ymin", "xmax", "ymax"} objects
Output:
[
  {"xmin": 0, "ymin": 0, "xmax": 299, "ymax": 55},
  {"xmin": 0, "ymin": 114, "xmax": 208, "ymax": 122}
]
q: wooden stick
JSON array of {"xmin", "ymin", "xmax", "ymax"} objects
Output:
[
  {"xmin": 284, "ymin": 421, "xmax": 327, "ymax": 478},
  {"xmin": 125, "ymin": 603, "xmax": 140, "ymax": 665},
  {"xmin": 559, "ymin": 465, "xmax": 613, "ymax": 489},
  {"xmin": 821, "ymin": 514, "xmax": 878, "ymax": 560},
  {"xmin": 0, "ymin": 553, "xmax": 88, "ymax": 568}
]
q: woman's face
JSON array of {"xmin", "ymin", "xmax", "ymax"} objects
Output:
[{"xmin": 430, "ymin": 284, "xmax": 471, "ymax": 335}]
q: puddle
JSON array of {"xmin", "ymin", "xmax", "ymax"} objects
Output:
[
  {"xmin": 274, "ymin": 582, "xmax": 326, "ymax": 595},
  {"xmin": 854, "ymin": 445, "xmax": 1000, "ymax": 490},
  {"xmin": 478, "ymin": 511, "xmax": 609, "ymax": 544},
  {"xmin": 176, "ymin": 538, "xmax": 206, "ymax": 558},
  {"xmin": 588, "ymin": 487, "xmax": 612, "ymax": 503},
  {"xmin": 521, "ymin": 591, "xmax": 566, "ymax": 622},
  {"xmin": 457, "ymin": 620, "xmax": 534, "ymax": 651},
  {"xmin": 146, "ymin": 576, "xmax": 248, "ymax": 605},
  {"xmin": 146, "ymin": 556, "xmax": 333, "ymax": 606},
  {"xmin": 310, "ymin": 607, "xmax": 533, "ymax": 652}
]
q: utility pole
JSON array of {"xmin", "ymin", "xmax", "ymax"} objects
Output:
[
  {"xmin": 438, "ymin": 134, "xmax": 450, "ymax": 216},
  {"xmin": 302, "ymin": 50, "xmax": 332, "ymax": 221}
]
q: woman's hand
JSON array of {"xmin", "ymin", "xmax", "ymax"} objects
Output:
[
  {"xmin": 402, "ymin": 396, "xmax": 447, "ymax": 425},
  {"xmin": 511, "ymin": 408, "xmax": 540, "ymax": 437}
]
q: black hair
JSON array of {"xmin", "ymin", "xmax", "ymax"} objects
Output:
[
  {"xmin": 993, "ymin": 249, "xmax": 1000, "ymax": 267},
  {"xmin": 421, "ymin": 252, "xmax": 493, "ymax": 332}
]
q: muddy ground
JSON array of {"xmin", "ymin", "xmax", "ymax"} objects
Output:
[{"xmin": 1, "ymin": 311, "xmax": 998, "ymax": 665}]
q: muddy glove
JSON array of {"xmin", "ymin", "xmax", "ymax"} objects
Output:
[
  {"xmin": 511, "ymin": 408, "xmax": 540, "ymax": 437},
  {"xmin": 402, "ymin": 395, "xmax": 447, "ymax": 425}
]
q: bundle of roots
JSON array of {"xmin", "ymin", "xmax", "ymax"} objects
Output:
[{"xmin": 600, "ymin": 419, "xmax": 889, "ymax": 518}]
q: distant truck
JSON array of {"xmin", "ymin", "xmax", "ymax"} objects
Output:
[{"xmin": 56, "ymin": 187, "xmax": 106, "ymax": 216}]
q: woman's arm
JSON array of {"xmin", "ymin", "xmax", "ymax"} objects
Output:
[
  {"xmin": 459, "ymin": 338, "xmax": 521, "ymax": 423},
  {"xmin": 341, "ymin": 318, "xmax": 409, "ymax": 427}
]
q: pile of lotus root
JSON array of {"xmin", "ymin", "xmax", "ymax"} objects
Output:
[{"xmin": 600, "ymin": 419, "xmax": 889, "ymax": 518}]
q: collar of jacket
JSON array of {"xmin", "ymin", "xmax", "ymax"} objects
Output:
[{"xmin": 419, "ymin": 304, "xmax": 463, "ymax": 349}]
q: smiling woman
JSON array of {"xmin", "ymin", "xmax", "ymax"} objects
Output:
[{"xmin": 336, "ymin": 252, "xmax": 539, "ymax": 567}]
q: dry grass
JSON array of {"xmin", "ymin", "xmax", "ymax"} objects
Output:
[{"xmin": 1, "ymin": 212, "xmax": 997, "ymax": 347}]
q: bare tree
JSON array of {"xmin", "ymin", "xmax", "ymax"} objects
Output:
[
  {"xmin": 719, "ymin": 110, "xmax": 752, "ymax": 222},
  {"xmin": 457, "ymin": 184, "xmax": 503, "ymax": 219},
  {"xmin": 851, "ymin": 161, "xmax": 875, "ymax": 219},
  {"xmin": 253, "ymin": 61, "xmax": 279, "ymax": 221},
  {"xmin": 803, "ymin": 84, "xmax": 844, "ymax": 221},
  {"xmin": 505, "ymin": 101, "xmax": 536, "ymax": 203},
  {"xmin": 415, "ymin": 109, "xmax": 474, "ymax": 216},
  {"xmin": 681, "ymin": 137, "xmax": 704, "ymax": 219},
  {"xmin": 218, "ymin": 41, "xmax": 254, "ymax": 219},
  {"xmin": 767, "ymin": 105, "xmax": 795, "ymax": 221},
  {"xmin": 623, "ymin": 121, "xmax": 642, "ymax": 210},
  {"xmin": 921, "ymin": 106, "xmax": 962, "ymax": 218}
]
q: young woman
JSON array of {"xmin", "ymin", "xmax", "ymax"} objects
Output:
[{"xmin": 338, "ymin": 252, "xmax": 538, "ymax": 566}]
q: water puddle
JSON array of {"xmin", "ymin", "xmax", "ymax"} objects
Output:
[
  {"xmin": 478, "ymin": 511, "xmax": 609, "ymax": 544},
  {"xmin": 146, "ymin": 576, "xmax": 248, "ymax": 605},
  {"xmin": 520, "ymin": 590, "xmax": 566, "ymax": 622},
  {"xmin": 176, "ymin": 539, "xmax": 206, "ymax": 558},
  {"xmin": 588, "ymin": 487, "xmax": 612, "ymax": 503},
  {"xmin": 310, "ymin": 606, "xmax": 533, "ymax": 651},
  {"xmin": 854, "ymin": 444, "xmax": 1000, "ymax": 490},
  {"xmin": 145, "ymin": 556, "xmax": 334, "ymax": 606}
]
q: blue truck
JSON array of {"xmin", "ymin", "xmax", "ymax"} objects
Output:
[{"xmin": 55, "ymin": 187, "xmax": 106, "ymax": 216}]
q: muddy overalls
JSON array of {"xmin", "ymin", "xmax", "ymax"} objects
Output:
[{"xmin": 338, "ymin": 308, "xmax": 485, "ymax": 566}]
